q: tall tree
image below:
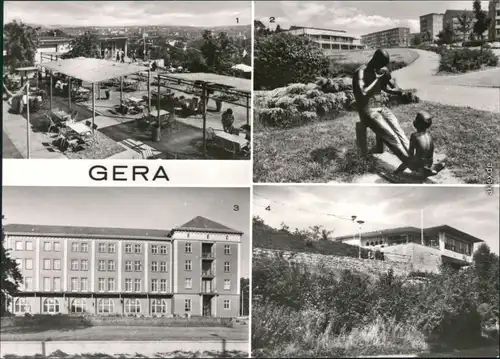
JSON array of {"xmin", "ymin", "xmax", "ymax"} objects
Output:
[
  {"xmin": 200, "ymin": 30, "xmax": 237, "ymax": 75},
  {"xmin": 239, "ymin": 277, "xmax": 250, "ymax": 316},
  {"xmin": 3, "ymin": 20, "xmax": 40, "ymax": 72},
  {"xmin": 1, "ymin": 216, "xmax": 23, "ymax": 316},
  {"xmin": 472, "ymin": 0, "xmax": 491, "ymax": 41},
  {"xmin": 61, "ymin": 31, "xmax": 100, "ymax": 59},
  {"xmin": 457, "ymin": 12, "xmax": 473, "ymax": 42},
  {"xmin": 437, "ymin": 24, "xmax": 455, "ymax": 45}
]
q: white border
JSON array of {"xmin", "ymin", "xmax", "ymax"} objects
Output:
[{"xmin": 2, "ymin": 159, "xmax": 251, "ymax": 187}]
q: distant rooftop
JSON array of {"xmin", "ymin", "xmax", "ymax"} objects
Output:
[{"xmin": 288, "ymin": 25, "xmax": 347, "ymax": 34}]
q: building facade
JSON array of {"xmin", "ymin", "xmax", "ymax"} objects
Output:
[
  {"xmin": 335, "ymin": 225, "xmax": 483, "ymax": 272},
  {"xmin": 361, "ymin": 27, "xmax": 410, "ymax": 49},
  {"xmin": 443, "ymin": 10, "xmax": 477, "ymax": 42},
  {"xmin": 489, "ymin": 0, "xmax": 500, "ymax": 41},
  {"xmin": 36, "ymin": 37, "xmax": 73, "ymax": 65},
  {"xmin": 420, "ymin": 13, "xmax": 444, "ymax": 41},
  {"xmin": 4, "ymin": 216, "xmax": 241, "ymax": 318},
  {"xmin": 284, "ymin": 26, "xmax": 364, "ymax": 51}
]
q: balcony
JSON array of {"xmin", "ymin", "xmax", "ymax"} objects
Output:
[
  {"xmin": 201, "ymin": 270, "xmax": 214, "ymax": 277},
  {"xmin": 201, "ymin": 252, "xmax": 215, "ymax": 259},
  {"xmin": 200, "ymin": 288, "xmax": 217, "ymax": 295}
]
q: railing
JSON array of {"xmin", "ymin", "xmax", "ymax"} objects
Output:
[
  {"xmin": 201, "ymin": 270, "xmax": 214, "ymax": 276},
  {"xmin": 201, "ymin": 252, "xmax": 214, "ymax": 259}
]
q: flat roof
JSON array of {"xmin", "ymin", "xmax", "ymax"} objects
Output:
[
  {"xmin": 40, "ymin": 58, "xmax": 145, "ymax": 83},
  {"xmin": 165, "ymin": 72, "xmax": 251, "ymax": 93},
  {"xmin": 15, "ymin": 66, "xmax": 39, "ymax": 71},
  {"xmin": 336, "ymin": 225, "xmax": 483, "ymax": 243}
]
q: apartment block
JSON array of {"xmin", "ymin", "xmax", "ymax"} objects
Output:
[
  {"xmin": 489, "ymin": 0, "xmax": 500, "ymax": 41},
  {"xmin": 419, "ymin": 13, "xmax": 444, "ymax": 41},
  {"xmin": 4, "ymin": 216, "xmax": 242, "ymax": 318},
  {"xmin": 361, "ymin": 27, "xmax": 410, "ymax": 49},
  {"xmin": 442, "ymin": 10, "xmax": 476, "ymax": 42}
]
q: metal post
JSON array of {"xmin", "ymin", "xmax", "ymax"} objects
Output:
[
  {"xmin": 120, "ymin": 77, "xmax": 123, "ymax": 113},
  {"xmin": 157, "ymin": 74, "xmax": 160, "ymax": 127},
  {"xmin": 202, "ymin": 83, "xmax": 207, "ymax": 157},
  {"xmin": 68, "ymin": 77, "xmax": 71, "ymax": 110},
  {"xmin": 49, "ymin": 70, "xmax": 53, "ymax": 111},
  {"xmin": 246, "ymin": 95, "xmax": 250, "ymax": 126},
  {"xmin": 92, "ymin": 82, "xmax": 95, "ymax": 134},
  {"xmin": 420, "ymin": 210, "xmax": 424, "ymax": 245},
  {"xmin": 147, "ymin": 68, "xmax": 151, "ymax": 113},
  {"xmin": 26, "ymin": 81, "xmax": 30, "ymax": 159}
]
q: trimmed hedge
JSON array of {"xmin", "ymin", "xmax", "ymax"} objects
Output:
[{"xmin": 439, "ymin": 48, "xmax": 498, "ymax": 73}]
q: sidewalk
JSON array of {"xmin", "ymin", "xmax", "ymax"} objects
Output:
[{"xmin": 2, "ymin": 100, "xmax": 67, "ymax": 159}]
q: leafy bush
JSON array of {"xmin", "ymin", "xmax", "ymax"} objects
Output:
[
  {"xmin": 462, "ymin": 40, "xmax": 488, "ymax": 47},
  {"xmin": 439, "ymin": 48, "xmax": 498, "ymax": 73},
  {"xmin": 254, "ymin": 33, "xmax": 330, "ymax": 90}
]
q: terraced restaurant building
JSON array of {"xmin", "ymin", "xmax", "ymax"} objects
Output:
[{"xmin": 3, "ymin": 216, "xmax": 242, "ymax": 317}]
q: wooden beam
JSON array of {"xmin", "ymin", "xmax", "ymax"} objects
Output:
[{"xmin": 49, "ymin": 70, "xmax": 53, "ymax": 111}]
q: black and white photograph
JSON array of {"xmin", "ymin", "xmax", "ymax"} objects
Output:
[
  {"xmin": 252, "ymin": 185, "xmax": 499, "ymax": 358},
  {"xmin": 1, "ymin": 187, "xmax": 250, "ymax": 358},
  {"xmin": 3, "ymin": 1, "xmax": 251, "ymax": 160},
  {"xmin": 253, "ymin": 1, "xmax": 500, "ymax": 184}
]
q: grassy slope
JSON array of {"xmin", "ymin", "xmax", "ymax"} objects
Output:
[{"xmin": 254, "ymin": 102, "xmax": 500, "ymax": 183}]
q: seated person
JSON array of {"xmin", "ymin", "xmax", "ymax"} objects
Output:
[
  {"xmin": 394, "ymin": 111, "xmax": 446, "ymax": 178},
  {"xmin": 221, "ymin": 108, "xmax": 235, "ymax": 133}
]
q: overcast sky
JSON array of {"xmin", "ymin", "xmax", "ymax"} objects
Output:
[
  {"xmin": 253, "ymin": 186, "xmax": 500, "ymax": 254},
  {"xmin": 255, "ymin": 1, "xmax": 491, "ymax": 37},
  {"xmin": 4, "ymin": 1, "xmax": 251, "ymax": 27},
  {"xmin": 3, "ymin": 187, "xmax": 251, "ymax": 278}
]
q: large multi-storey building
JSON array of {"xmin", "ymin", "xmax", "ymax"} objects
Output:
[
  {"xmin": 283, "ymin": 26, "xmax": 364, "ymax": 51},
  {"xmin": 420, "ymin": 13, "xmax": 444, "ymax": 41},
  {"xmin": 443, "ymin": 10, "xmax": 477, "ymax": 42},
  {"xmin": 361, "ymin": 27, "xmax": 410, "ymax": 48},
  {"xmin": 335, "ymin": 225, "xmax": 483, "ymax": 272},
  {"xmin": 489, "ymin": 0, "xmax": 500, "ymax": 41},
  {"xmin": 3, "ymin": 216, "xmax": 242, "ymax": 318}
]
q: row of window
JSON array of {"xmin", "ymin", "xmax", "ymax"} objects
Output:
[
  {"xmin": 19, "ymin": 258, "xmax": 230, "ymax": 273},
  {"xmin": 14, "ymin": 297, "xmax": 231, "ymax": 314},
  {"xmin": 24, "ymin": 276, "xmax": 231, "ymax": 292},
  {"xmin": 15, "ymin": 241, "xmax": 233, "ymax": 255}
]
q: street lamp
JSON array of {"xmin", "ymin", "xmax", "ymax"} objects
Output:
[
  {"xmin": 240, "ymin": 284, "xmax": 249, "ymax": 317},
  {"xmin": 356, "ymin": 220, "xmax": 365, "ymax": 258}
]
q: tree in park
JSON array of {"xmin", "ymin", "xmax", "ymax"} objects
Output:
[
  {"xmin": 61, "ymin": 31, "xmax": 100, "ymax": 59},
  {"xmin": 0, "ymin": 216, "xmax": 23, "ymax": 316},
  {"xmin": 200, "ymin": 30, "xmax": 238, "ymax": 75},
  {"xmin": 457, "ymin": 12, "xmax": 473, "ymax": 42},
  {"xmin": 437, "ymin": 24, "xmax": 455, "ymax": 45},
  {"xmin": 472, "ymin": 0, "xmax": 491, "ymax": 42},
  {"xmin": 240, "ymin": 277, "xmax": 250, "ymax": 316},
  {"xmin": 254, "ymin": 32, "xmax": 330, "ymax": 90},
  {"xmin": 3, "ymin": 20, "xmax": 40, "ymax": 72}
]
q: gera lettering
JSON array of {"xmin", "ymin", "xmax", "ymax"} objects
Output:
[{"xmin": 89, "ymin": 165, "xmax": 170, "ymax": 182}]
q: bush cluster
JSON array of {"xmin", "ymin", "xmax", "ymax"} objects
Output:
[{"xmin": 439, "ymin": 48, "xmax": 498, "ymax": 73}]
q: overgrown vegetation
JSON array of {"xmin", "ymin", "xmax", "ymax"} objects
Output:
[{"xmin": 252, "ymin": 217, "xmax": 500, "ymax": 357}]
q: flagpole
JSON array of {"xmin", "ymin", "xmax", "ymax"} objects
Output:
[{"xmin": 420, "ymin": 209, "xmax": 424, "ymax": 245}]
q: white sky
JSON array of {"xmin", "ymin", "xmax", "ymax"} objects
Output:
[
  {"xmin": 255, "ymin": 1, "xmax": 491, "ymax": 37},
  {"xmin": 4, "ymin": 1, "xmax": 251, "ymax": 27},
  {"xmin": 253, "ymin": 186, "xmax": 500, "ymax": 254}
]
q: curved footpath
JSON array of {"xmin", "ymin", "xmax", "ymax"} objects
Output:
[{"xmin": 393, "ymin": 49, "xmax": 500, "ymax": 113}]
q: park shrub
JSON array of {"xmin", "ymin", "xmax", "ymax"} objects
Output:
[
  {"xmin": 439, "ymin": 48, "xmax": 498, "ymax": 73},
  {"xmin": 462, "ymin": 40, "xmax": 488, "ymax": 48},
  {"xmin": 254, "ymin": 33, "xmax": 330, "ymax": 90}
]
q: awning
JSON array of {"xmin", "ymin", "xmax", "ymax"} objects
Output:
[{"xmin": 39, "ymin": 57, "xmax": 145, "ymax": 83}]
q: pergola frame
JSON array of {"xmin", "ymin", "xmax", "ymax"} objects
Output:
[
  {"xmin": 39, "ymin": 58, "xmax": 145, "ymax": 134},
  {"xmin": 153, "ymin": 72, "xmax": 251, "ymax": 156}
]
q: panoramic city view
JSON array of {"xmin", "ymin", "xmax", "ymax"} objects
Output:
[
  {"xmin": 253, "ymin": 0, "xmax": 500, "ymax": 184},
  {"xmin": 2, "ymin": 187, "xmax": 250, "ymax": 358},
  {"xmin": 3, "ymin": 1, "xmax": 251, "ymax": 160}
]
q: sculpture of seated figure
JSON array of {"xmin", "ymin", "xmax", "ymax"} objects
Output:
[{"xmin": 393, "ymin": 111, "xmax": 446, "ymax": 178}]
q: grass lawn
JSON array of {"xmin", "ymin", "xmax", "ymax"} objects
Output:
[
  {"xmin": 1, "ymin": 324, "xmax": 249, "ymax": 341},
  {"xmin": 328, "ymin": 48, "xmax": 420, "ymax": 65},
  {"xmin": 253, "ymin": 102, "xmax": 500, "ymax": 183},
  {"xmin": 435, "ymin": 67, "xmax": 500, "ymax": 88}
]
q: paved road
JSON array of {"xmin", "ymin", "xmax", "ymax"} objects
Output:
[{"xmin": 393, "ymin": 49, "xmax": 500, "ymax": 113}]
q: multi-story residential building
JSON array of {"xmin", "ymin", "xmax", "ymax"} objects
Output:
[
  {"xmin": 3, "ymin": 216, "xmax": 242, "ymax": 318},
  {"xmin": 335, "ymin": 225, "xmax": 483, "ymax": 272},
  {"xmin": 283, "ymin": 26, "xmax": 364, "ymax": 51},
  {"xmin": 489, "ymin": 0, "xmax": 500, "ymax": 41},
  {"xmin": 361, "ymin": 27, "xmax": 410, "ymax": 49},
  {"xmin": 443, "ymin": 10, "xmax": 477, "ymax": 42},
  {"xmin": 420, "ymin": 13, "xmax": 444, "ymax": 41}
]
